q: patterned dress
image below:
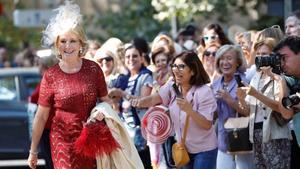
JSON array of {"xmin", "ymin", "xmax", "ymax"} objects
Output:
[{"xmin": 38, "ymin": 59, "xmax": 108, "ymax": 169}]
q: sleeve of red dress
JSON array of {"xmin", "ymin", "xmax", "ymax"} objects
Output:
[{"xmin": 38, "ymin": 71, "xmax": 54, "ymax": 107}]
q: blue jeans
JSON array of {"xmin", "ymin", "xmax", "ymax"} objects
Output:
[
  {"xmin": 216, "ymin": 150, "xmax": 254, "ymax": 169},
  {"xmin": 182, "ymin": 148, "xmax": 217, "ymax": 169}
]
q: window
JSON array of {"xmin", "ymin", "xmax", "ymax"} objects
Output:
[
  {"xmin": 0, "ymin": 76, "xmax": 17, "ymax": 101},
  {"xmin": 23, "ymin": 75, "xmax": 41, "ymax": 97}
]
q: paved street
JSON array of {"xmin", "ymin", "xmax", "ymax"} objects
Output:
[{"xmin": 0, "ymin": 159, "xmax": 44, "ymax": 168}]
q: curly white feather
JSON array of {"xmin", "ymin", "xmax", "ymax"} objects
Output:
[{"xmin": 42, "ymin": 0, "xmax": 82, "ymax": 48}]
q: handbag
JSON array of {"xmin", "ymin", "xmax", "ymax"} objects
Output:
[
  {"xmin": 224, "ymin": 116, "xmax": 253, "ymax": 154},
  {"xmin": 272, "ymin": 111, "xmax": 290, "ymax": 127},
  {"xmin": 172, "ymin": 115, "xmax": 190, "ymax": 167}
]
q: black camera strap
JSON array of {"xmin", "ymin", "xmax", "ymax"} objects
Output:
[
  {"xmin": 260, "ymin": 80, "xmax": 273, "ymax": 94},
  {"xmin": 253, "ymin": 77, "xmax": 273, "ymax": 120}
]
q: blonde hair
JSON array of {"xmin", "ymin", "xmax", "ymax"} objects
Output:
[
  {"xmin": 42, "ymin": 1, "xmax": 87, "ymax": 59},
  {"xmin": 94, "ymin": 37, "xmax": 126, "ymax": 75},
  {"xmin": 253, "ymin": 38, "xmax": 277, "ymax": 52},
  {"xmin": 255, "ymin": 25, "xmax": 284, "ymax": 44},
  {"xmin": 54, "ymin": 26, "xmax": 88, "ymax": 59},
  {"xmin": 151, "ymin": 34, "xmax": 175, "ymax": 56}
]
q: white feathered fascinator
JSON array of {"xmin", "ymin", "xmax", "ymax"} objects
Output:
[{"xmin": 41, "ymin": 0, "xmax": 82, "ymax": 48}]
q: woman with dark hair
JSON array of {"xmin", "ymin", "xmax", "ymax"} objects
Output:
[
  {"xmin": 133, "ymin": 37, "xmax": 151, "ymax": 66},
  {"xmin": 130, "ymin": 51, "xmax": 218, "ymax": 169},
  {"xmin": 202, "ymin": 23, "xmax": 232, "ymax": 47},
  {"xmin": 108, "ymin": 42, "xmax": 153, "ymax": 168},
  {"xmin": 197, "ymin": 23, "xmax": 232, "ymax": 57}
]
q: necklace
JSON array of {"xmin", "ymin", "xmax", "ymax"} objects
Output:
[
  {"xmin": 222, "ymin": 82, "xmax": 229, "ymax": 91},
  {"xmin": 59, "ymin": 59, "xmax": 83, "ymax": 74}
]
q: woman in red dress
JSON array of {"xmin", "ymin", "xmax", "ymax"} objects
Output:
[{"xmin": 27, "ymin": 1, "xmax": 110, "ymax": 169}]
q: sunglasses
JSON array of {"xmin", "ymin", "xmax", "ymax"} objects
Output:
[
  {"xmin": 203, "ymin": 35, "xmax": 219, "ymax": 41},
  {"xmin": 271, "ymin": 25, "xmax": 281, "ymax": 29},
  {"xmin": 98, "ymin": 56, "xmax": 113, "ymax": 63},
  {"xmin": 170, "ymin": 63, "xmax": 186, "ymax": 71},
  {"xmin": 204, "ymin": 51, "xmax": 216, "ymax": 57}
]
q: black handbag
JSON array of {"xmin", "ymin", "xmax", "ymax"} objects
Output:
[{"xmin": 224, "ymin": 116, "xmax": 253, "ymax": 154}]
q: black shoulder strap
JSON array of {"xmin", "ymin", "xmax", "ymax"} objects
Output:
[{"xmin": 260, "ymin": 80, "xmax": 273, "ymax": 94}]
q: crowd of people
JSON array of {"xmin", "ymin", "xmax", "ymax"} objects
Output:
[{"xmin": 2, "ymin": 1, "xmax": 298, "ymax": 169}]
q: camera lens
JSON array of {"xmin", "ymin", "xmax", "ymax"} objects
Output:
[
  {"xmin": 255, "ymin": 54, "xmax": 282, "ymax": 74},
  {"xmin": 282, "ymin": 94, "xmax": 300, "ymax": 109},
  {"xmin": 282, "ymin": 97, "xmax": 293, "ymax": 109},
  {"xmin": 255, "ymin": 56, "xmax": 271, "ymax": 68}
]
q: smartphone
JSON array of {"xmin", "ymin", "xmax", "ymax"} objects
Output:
[
  {"xmin": 234, "ymin": 74, "xmax": 244, "ymax": 87},
  {"xmin": 172, "ymin": 83, "xmax": 183, "ymax": 98}
]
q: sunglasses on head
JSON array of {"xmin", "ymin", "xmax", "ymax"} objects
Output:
[
  {"xmin": 204, "ymin": 51, "xmax": 216, "ymax": 57},
  {"xmin": 203, "ymin": 35, "xmax": 219, "ymax": 41},
  {"xmin": 170, "ymin": 63, "xmax": 186, "ymax": 71},
  {"xmin": 98, "ymin": 56, "xmax": 113, "ymax": 63}
]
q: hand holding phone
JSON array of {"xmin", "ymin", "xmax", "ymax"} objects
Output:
[
  {"xmin": 172, "ymin": 83, "xmax": 183, "ymax": 98},
  {"xmin": 234, "ymin": 73, "xmax": 244, "ymax": 87}
]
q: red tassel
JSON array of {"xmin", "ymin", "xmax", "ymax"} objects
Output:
[
  {"xmin": 74, "ymin": 120, "xmax": 120, "ymax": 158},
  {"xmin": 142, "ymin": 116, "xmax": 148, "ymax": 127}
]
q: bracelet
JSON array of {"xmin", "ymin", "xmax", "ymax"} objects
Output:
[
  {"xmin": 239, "ymin": 101, "xmax": 247, "ymax": 110},
  {"xmin": 124, "ymin": 94, "xmax": 131, "ymax": 100},
  {"xmin": 29, "ymin": 150, "xmax": 38, "ymax": 155}
]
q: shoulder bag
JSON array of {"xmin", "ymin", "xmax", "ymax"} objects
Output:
[{"xmin": 172, "ymin": 115, "xmax": 190, "ymax": 167}]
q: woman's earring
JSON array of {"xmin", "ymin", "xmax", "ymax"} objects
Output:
[{"xmin": 79, "ymin": 48, "xmax": 83, "ymax": 54}]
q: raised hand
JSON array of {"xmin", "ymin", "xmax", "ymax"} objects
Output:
[{"xmin": 176, "ymin": 97, "xmax": 193, "ymax": 114}]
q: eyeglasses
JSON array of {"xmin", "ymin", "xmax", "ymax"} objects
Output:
[
  {"xmin": 98, "ymin": 56, "xmax": 113, "ymax": 63},
  {"xmin": 170, "ymin": 63, "xmax": 186, "ymax": 71},
  {"xmin": 204, "ymin": 51, "xmax": 216, "ymax": 57},
  {"xmin": 203, "ymin": 35, "xmax": 219, "ymax": 42}
]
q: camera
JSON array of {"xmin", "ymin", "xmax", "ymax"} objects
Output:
[
  {"xmin": 255, "ymin": 53, "xmax": 282, "ymax": 74},
  {"xmin": 282, "ymin": 94, "xmax": 300, "ymax": 109}
]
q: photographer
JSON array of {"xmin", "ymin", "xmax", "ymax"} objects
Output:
[
  {"xmin": 273, "ymin": 36, "xmax": 300, "ymax": 169},
  {"xmin": 237, "ymin": 38, "xmax": 291, "ymax": 169},
  {"xmin": 273, "ymin": 36, "xmax": 300, "ymax": 117}
]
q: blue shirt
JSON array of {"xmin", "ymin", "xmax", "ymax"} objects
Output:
[{"xmin": 211, "ymin": 72, "xmax": 248, "ymax": 152}]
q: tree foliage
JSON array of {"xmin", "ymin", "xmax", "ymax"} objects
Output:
[
  {"xmin": 89, "ymin": 0, "xmax": 170, "ymax": 42},
  {"xmin": 0, "ymin": 1, "xmax": 41, "ymax": 60},
  {"xmin": 0, "ymin": 16, "xmax": 41, "ymax": 59},
  {"xmin": 151, "ymin": 0, "xmax": 275, "ymax": 29}
]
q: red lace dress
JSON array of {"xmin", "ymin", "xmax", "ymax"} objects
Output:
[{"xmin": 38, "ymin": 59, "xmax": 108, "ymax": 169}]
